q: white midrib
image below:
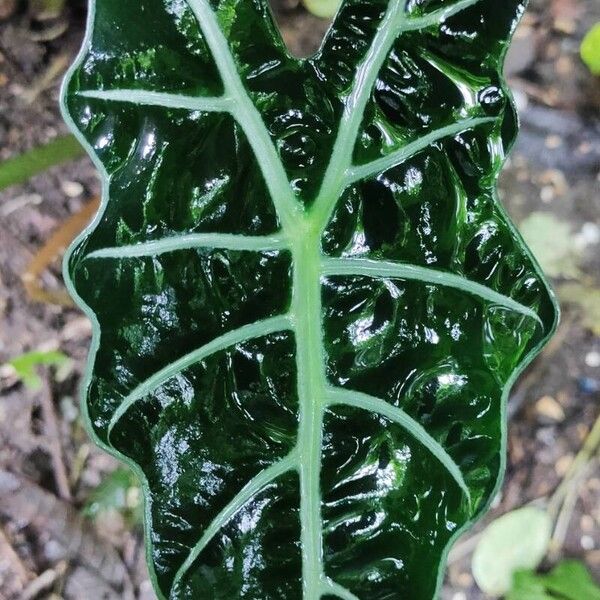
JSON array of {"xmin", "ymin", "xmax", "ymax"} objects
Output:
[{"xmin": 291, "ymin": 226, "xmax": 328, "ymax": 598}]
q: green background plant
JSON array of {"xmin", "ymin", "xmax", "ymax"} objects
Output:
[
  {"xmin": 509, "ymin": 561, "xmax": 600, "ymax": 600},
  {"xmin": 581, "ymin": 23, "xmax": 600, "ymax": 75},
  {"xmin": 0, "ymin": 135, "xmax": 83, "ymax": 192}
]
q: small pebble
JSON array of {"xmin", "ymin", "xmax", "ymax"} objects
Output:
[
  {"xmin": 554, "ymin": 18, "xmax": 576, "ymax": 34},
  {"xmin": 60, "ymin": 316, "xmax": 92, "ymax": 341},
  {"xmin": 545, "ymin": 134, "xmax": 563, "ymax": 149},
  {"xmin": 0, "ymin": 364, "xmax": 16, "ymax": 379},
  {"xmin": 555, "ymin": 453, "xmax": 574, "ymax": 477},
  {"xmin": 0, "ymin": 193, "xmax": 43, "ymax": 217},
  {"xmin": 60, "ymin": 396, "xmax": 79, "ymax": 423},
  {"xmin": 535, "ymin": 395, "xmax": 565, "ymax": 422},
  {"xmin": 578, "ymin": 141, "xmax": 592, "ymax": 155},
  {"xmin": 581, "ymin": 515, "xmax": 595, "ymax": 533},
  {"xmin": 61, "ymin": 180, "xmax": 84, "ymax": 198},
  {"xmin": 581, "ymin": 223, "xmax": 600, "ymax": 246},
  {"xmin": 44, "ymin": 539, "xmax": 65, "ymax": 562},
  {"xmin": 586, "ymin": 351, "xmax": 600, "ymax": 368},
  {"xmin": 581, "ymin": 535, "xmax": 595, "ymax": 551},
  {"xmin": 536, "ymin": 427, "xmax": 557, "ymax": 446},
  {"xmin": 540, "ymin": 185, "xmax": 555, "ymax": 203}
]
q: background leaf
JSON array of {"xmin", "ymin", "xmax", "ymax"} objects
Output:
[
  {"xmin": 508, "ymin": 571, "xmax": 553, "ymax": 600},
  {"xmin": 508, "ymin": 561, "xmax": 600, "ymax": 600},
  {"xmin": 581, "ymin": 23, "xmax": 600, "ymax": 75},
  {"xmin": 84, "ymin": 467, "xmax": 142, "ymax": 527},
  {"xmin": 559, "ymin": 283, "xmax": 600, "ymax": 335},
  {"xmin": 542, "ymin": 560, "xmax": 600, "ymax": 600},
  {"xmin": 0, "ymin": 135, "xmax": 84, "ymax": 192},
  {"xmin": 303, "ymin": 0, "xmax": 341, "ymax": 19},
  {"xmin": 472, "ymin": 507, "xmax": 552, "ymax": 596},
  {"xmin": 519, "ymin": 212, "xmax": 582, "ymax": 279},
  {"xmin": 6, "ymin": 349, "xmax": 71, "ymax": 390}
]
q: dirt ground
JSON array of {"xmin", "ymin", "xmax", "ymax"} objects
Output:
[{"xmin": 0, "ymin": 1, "xmax": 599, "ymax": 599}]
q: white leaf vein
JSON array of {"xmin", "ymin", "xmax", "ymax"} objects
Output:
[
  {"xmin": 321, "ymin": 257, "xmax": 541, "ymax": 324},
  {"xmin": 325, "ymin": 386, "xmax": 471, "ymax": 504},
  {"xmin": 77, "ymin": 89, "xmax": 231, "ymax": 112},
  {"xmin": 322, "ymin": 577, "xmax": 361, "ymax": 600},
  {"xmin": 107, "ymin": 315, "xmax": 292, "ymax": 436},
  {"xmin": 345, "ymin": 117, "xmax": 495, "ymax": 186},
  {"xmin": 171, "ymin": 451, "xmax": 299, "ymax": 594},
  {"xmin": 86, "ymin": 233, "xmax": 289, "ymax": 259}
]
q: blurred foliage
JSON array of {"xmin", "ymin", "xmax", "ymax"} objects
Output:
[
  {"xmin": 519, "ymin": 211, "xmax": 600, "ymax": 334},
  {"xmin": 30, "ymin": 0, "xmax": 65, "ymax": 19},
  {"xmin": 581, "ymin": 23, "xmax": 600, "ymax": 75},
  {"xmin": 519, "ymin": 212, "xmax": 582, "ymax": 278},
  {"xmin": 472, "ymin": 507, "xmax": 552, "ymax": 596},
  {"xmin": 508, "ymin": 561, "xmax": 600, "ymax": 600},
  {"xmin": 0, "ymin": 134, "xmax": 84, "ymax": 192},
  {"xmin": 302, "ymin": 0, "xmax": 340, "ymax": 19},
  {"xmin": 5, "ymin": 349, "xmax": 71, "ymax": 390},
  {"xmin": 84, "ymin": 467, "xmax": 143, "ymax": 527},
  {"xmin": 560, "ymin": 283, "xmax": 600, "ymax": 335}
]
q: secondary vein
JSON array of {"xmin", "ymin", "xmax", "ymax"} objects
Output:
[
  {"xmin": 312, "ymin": 0, "xmax": 484, "ymax": 232},
  {"xmin": 86, "ymin": 233, "xmax": 289, "ymax": 259},
  {"xmin": 325, "ymin": 387, "xmax": 471, "ymax": 503},
  {"xmin": 313, "ymin": 0, "xmax": 405, "ymax": 229},
  {"xmin": 185, "ymin": 0, "xmax": 301, "ymax": 231},
  {"xmin": 77, "ymin": 89, "xmax": 231, "ymax": 112},
  {"xmin": 107, "ymin": 314, "xmax": 293, "ymax": 436},
  {"xmin": 170, "ymin": 451, "xmax": 299, "ymax": 595},
  {"xmin": 403, "ymin": 0, "xmax": 482, "ymax": 32},
  {"xmin": 322, "ymin": 577, "xmax": 361, "ymax": 600},
  {"xmin": 345, "ymin": 117, "xmax": 495, "ymax": 186},
  {"xmin": 321, "ymin": 257, "xmax": 541, "ymax": 324}
]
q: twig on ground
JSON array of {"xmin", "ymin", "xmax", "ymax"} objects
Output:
[
  {"xmin": 0, "ymin": 522, "xmax": 32, "ymax": 595},
  {"xmin": 39, "ymin": 373, "xmax": 71, "ymax": 501},
  {"xmin": 448, "ymin": 409, "xmax": 600, "ymax": 566},
  {"xmin": 547, "ymin": 410, "xmax": 600, "ymax": 520},
  {"xmin": 69, "ymin": 443, "xmax": 90, "ymax": 491},
  {"xmin": 20, "ymin": 53, "xmax": 70, "ymax": 105},
  {"xmin": 20, "ymin": 561, "xmax": 67, "ymax": 600},
  {"xmin": 549, "ymin": 458, "xmax": 599, "ymax": 559},
  {"xmin": 0, "ymin": 470, "xmax": 136, "ymax": 598}
]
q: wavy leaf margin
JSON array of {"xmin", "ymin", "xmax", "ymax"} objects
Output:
[{"xmin": 60, "ymin": 1, "xmax": 560, "ymax": 598}]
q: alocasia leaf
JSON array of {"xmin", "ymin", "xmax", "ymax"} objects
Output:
[{"xmin": 61, "ymin": 0, "xmax": 558, "ymax": 598}]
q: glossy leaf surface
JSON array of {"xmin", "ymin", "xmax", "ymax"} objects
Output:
[{"xmin": 61, "ymin": 1, "xmax": 558, "ymax": 598}]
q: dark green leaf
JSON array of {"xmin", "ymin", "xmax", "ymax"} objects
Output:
[
  {"xmin": 61, "ymin": 1, "xmax": 558, "ymax": 598},
  {"xmin": 0, "ymin": 135, "xmax": 84, "ymax": 192}
]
